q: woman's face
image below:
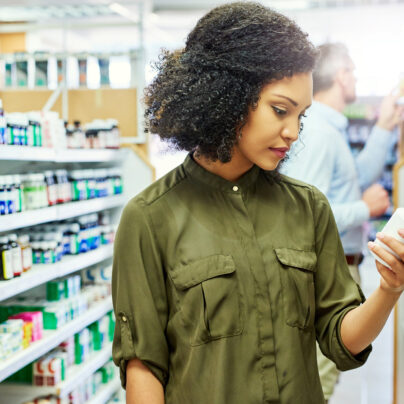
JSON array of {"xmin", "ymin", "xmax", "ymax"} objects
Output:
[{"xmin": 233, "ymin": 72, "xmax": 313, "ymax": 171}]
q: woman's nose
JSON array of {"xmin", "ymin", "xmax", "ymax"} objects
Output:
[{"xmin": 281, "ymin": 124, "xmax": 299, "ymax": 143}]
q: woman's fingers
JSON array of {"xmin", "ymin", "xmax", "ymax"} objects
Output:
[
  {"xmin": 375, "ymin": 232, "xmax": 404, "ymax": 260},
  {"xmin": 368, "ymin": 240, "xmax": 400, "ymax": 274},
  {"xmin": 369, "ymin": 238, "xmax": 404, "ymax": 292}
]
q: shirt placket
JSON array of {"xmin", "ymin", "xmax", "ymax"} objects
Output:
[{"xmin": 227, "ymin": 184, "xmax": 280, "ymax": 403}]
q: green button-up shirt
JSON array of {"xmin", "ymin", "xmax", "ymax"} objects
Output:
[{"xmin": 112, "ymin": 154, "xmax": 371, "ymax": 404}]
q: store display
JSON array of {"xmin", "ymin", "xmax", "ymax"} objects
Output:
[
  {"xmin": 0, "ymin": 236, "xmax": 14, "ymax": 280},
  {"xmin": 66, "ymin": 119, "xmax": 120, "ymax": 150},
  {"xmin": 0, "ymin": 168, "xmax": 123, "ymax": 217},
  {"xmin": 4, "ymin": 61, "xmax": 13, "ymax": 88},
  {"xmin": 15, "ymin": 58, "xmax": 28, "ymax": 87},
  {"xmin": 0, "ymin": 212, "xmax": 115, "ymax": 282},
  {"xmin": 34, "ymin": 53, "xmax": 49, "ymax": 88},
  {"xmin": 3, "ymin": 312, "xmax": 116, "ymax": 404},
  {"xmin": 57, "ymin": 58, "xmax": 65, "ymax": 85},
  {"xmin": 77, "ymin": 57, "xmax": 88, "ymax": 87},
  {"xmin": 0, "ymin": 100, "xmax": 121, "ymax": 150},
  {"xmin": 98, "ymin": 57, "xmax": 110, "ymax": 86},
  {"xmin": 0, "ymin": 25, "xmax": 150, "ymax": 404},
  {"xmin": 0, "ymin": 100, "xmax": 5, "ymax": 144},
  {"xmin": 0, "ymin": 276, "xmax": 111, "ymax": 343}
]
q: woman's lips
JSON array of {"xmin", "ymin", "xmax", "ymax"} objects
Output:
[{"xmin": 269, "ymin": 147, "xmax": 289, "ymax": 158}]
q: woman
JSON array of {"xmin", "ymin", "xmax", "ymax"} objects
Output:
[{"xmin": 112, "ymin": 3, "xmax": 404, "ymax": 403}]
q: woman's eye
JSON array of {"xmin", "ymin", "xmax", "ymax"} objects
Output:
[
  {"xmin": 272, "ymin": 106, "xmax": 287, "ymax": 115},
  {"xmin": 299, "ymin": 113, "xmax": 307, "ymax": 120}
]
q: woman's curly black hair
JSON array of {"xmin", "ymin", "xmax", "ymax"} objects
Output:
[{"xmin": 144, "ymin": 2, "xmax": 317, "ymax": 163}]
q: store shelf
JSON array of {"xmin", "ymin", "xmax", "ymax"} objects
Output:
[
  {"xmin": 0, "ymin": 298, "xmax": 113, "ymax": 383},
  {"xmin": 0, "ymin": 244, "xmax": 113, "ymax": 302},
  {"xmin": 58, "ymin": 244, "xmax": 113, "ymax": 278},
  {"xmin": 57, "ymin": 195, "xmax": 125, "ymax": 221},
  {"xmin": 0, "ymin": 146, "xmax": 124, "ymax": 163},
  {"xmin": 0, "ymin": 146, "xmax": 55, "ymax": 161},
  {"xmin": 0, "ymin": 195, "xmax": 125, "ymax": 232},
  {"xmin": 87, "ymin": 377, "xmax": 121, "ymax": 404},
  {"xmin": 58, "ymin": 343, "xmax": 113, "ymax": 397},
  {"xmin": 55, "ymin": 148, "xmax": 124, "ymax": 163},
  {"xmin": 0, "ymin": 343, "xmax": 113, "ymax": 398},
  {"xmin": 0, "ymin": 205, "xmax": 58, "ymax": 232}
]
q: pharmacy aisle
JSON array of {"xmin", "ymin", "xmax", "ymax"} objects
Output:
[{"xmin": 0, "ymin": 103, "xmax": 153, "ymax": 404}]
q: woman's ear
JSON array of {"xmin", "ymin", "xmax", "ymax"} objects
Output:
[{"xmin": 335, "ymin": 67, "xmax": 348, "ymax": 89}]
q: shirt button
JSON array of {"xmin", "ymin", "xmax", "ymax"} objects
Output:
[
  {"xmin": 232, "ymin": 186, "xmax": 239, "ymax": 192},
  {"xmin": 122, "ymin": 316, "xmax": 127, "ymax": 322}
]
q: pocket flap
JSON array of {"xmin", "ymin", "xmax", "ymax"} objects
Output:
[
  {"xmin": 274, "ymin": 248, "xmax": 317, "ymax": 272},
  {"xmin": 170, "ymin": 255, "xmax": 235, "ymax": 290}
]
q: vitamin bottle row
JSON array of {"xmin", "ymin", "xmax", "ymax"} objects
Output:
[
  {"xmin": 0, "ymin": 99, "xmax": 121, "ymax": 150},
  {"xmin": 0, "ymin": 212, "xmax": 115, "ymax": 280},
  {"xmin": 0, "ymin": 103, "xmax": 43, "ymax": 147},
  {"xmin": 66, "ymin": 119, "xmax": 120, "ymax": 150},
  {"xmin": 0, "ymin": 168, "xmax": 123, "ymax": 215},
  {"xmin": 0, "ymin": 234, "xmax": 33, "ymax": 281}
]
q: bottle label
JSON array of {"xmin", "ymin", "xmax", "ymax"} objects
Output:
[
  {"xmin": 24, "ymin": 188, "xmax": 37, "ymax": 210},
  {"xmin": 2, "ymin": 250, "xmax": 14, "ymax": 279},
  {"xmin": 6, "ymin": 198, "xmax": 15, "ymax": 215},
  {"xmin": 33, "ymin": 250, "xmax": 42, "ymax": 265},
  {"xmin": 28, "ymin": 126, "xmax": 34, "ymax": 146},
  {"xmin": 69, "ymin": 236, "xmax": 79, "ymax": 255},
  {"xmin": 47, "ymin": 184, "xmax": 58, "ymax": 206},
  {"xmin": 12, "ymin": 246, "xmax": 23, "ymax": 276},
  {"xmin": 0, "ymin": 199, "xmax": 6, "ymax": 215},
  {"xmin": 22, "ymin": 247, "xmax": 33, "ymax": 271},
  {"xmin": 17, "ymin": 189, "xmax": 23, "ymax": 212},
  {"xmin": 43, "ymin": 250, "xmax": 52, "ymax": 264},
  {"xmin": 9, "ymin": 127, "xmax": 15, "ymax": 145}
]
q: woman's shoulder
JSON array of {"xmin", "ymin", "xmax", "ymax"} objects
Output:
[
  {"xmin": 276, "ymin": 173, "xmax": 329, "ymax": 205},
  {"xmin": 277, "ymin": 173, "xmax": 314, "ymax": 191}
]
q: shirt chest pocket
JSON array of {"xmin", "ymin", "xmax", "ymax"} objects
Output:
[
  {"xmin": 170, "ymin": 255, "xmax": 243, "ymax": 346},
  {"xmin": 275, "ymin": 248, "xmax": 317, "ymax": 330}
]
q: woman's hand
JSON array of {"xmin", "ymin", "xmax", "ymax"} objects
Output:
[
  {"xmin": 341, "ymin": 231, "xmax": 404, "ymax": 355},
  {"xmin": 368, "ymin": 230, "xmax": 404, "ymax": 294}
]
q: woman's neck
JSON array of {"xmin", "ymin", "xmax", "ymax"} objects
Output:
[{"xmin": 193, "ymin": 148, "xmax": 253, "ymax": 182}]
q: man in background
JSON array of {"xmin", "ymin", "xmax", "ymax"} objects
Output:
[{"xmin": 281, "ymin": 43, "xmax": 404, "ymax": 403}]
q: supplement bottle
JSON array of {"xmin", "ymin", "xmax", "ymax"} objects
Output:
[
  {"xmin": 0, "ymin": 177, "xmax": 6, "ymax": 215},
  {"xmin": 0, "ymin": 236, "xmax": 14, "ymax": 280},
  {"xmin": 4, "ymin": 175, "xmax": 16, "ymax": 215},
  {"xmin": 44, "ymin": 171, "xmax": 57, "ymax": 206},
  {"xmin": 66, "ymin": 223, "xmax": 80, "ymax": 255},
  {"xmin": 0, "ymin": 99, "xmax": 6, "ymax": 144},
  {"xmin": 31, "ymin": 241, "xmax": 43, "ymax": 265},
  {"xmin": 8, "ymin": 233, "xmax": 23, "ymax": 277},
  {"xmin": 13, "ymin": 175, "xmax": 22, "ymax": 213},
  {"xmin": 17, "ymin": 234, "xmax": 32, "ymax": 272}
]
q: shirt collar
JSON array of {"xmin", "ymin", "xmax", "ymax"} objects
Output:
[
  {"xmin": 310, "ymin": 101, "xmax": 349, "ymax": 132},
  {"xmin": 183, "ymin": 153, "xmax": 261, "ymax": 193}
]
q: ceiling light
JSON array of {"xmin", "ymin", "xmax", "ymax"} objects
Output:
[{"xmin": 109, "ymin": 2, "xmax": 139, "ymax": 23}]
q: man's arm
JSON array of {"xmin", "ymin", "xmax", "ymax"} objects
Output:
[
  {"xmin": 126, "ymin": 359, "xmax": 165, "ymax": 404},
  {"xmin": 340, "ymin": 231, "xmax": 404, "ymax": 355},
  {"xmin": 355, "ymin": 93, "xmax": 403, "ymax": 190}
]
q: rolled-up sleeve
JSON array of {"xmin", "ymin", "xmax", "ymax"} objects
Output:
[
  {"xmin": 312, "ymin": 188, "xmax": 372, "ymax": 370},
  {"xmin": 112, "ymin": 198, "xmax": 169, "ymax": 388}
]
